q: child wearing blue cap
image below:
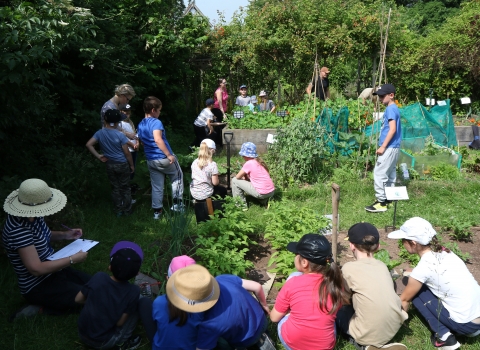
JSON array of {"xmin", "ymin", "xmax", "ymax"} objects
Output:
[
  {"xmin": 235, "ymin": 84, "xmax": 251, "ymax": 107},
  {"xmin": 232, "ymin": 142, "xmax": 275, "ymax": 209},
  {"xmin": 76, "ymin": 241, "xmax": 143, "ymax": 350}
]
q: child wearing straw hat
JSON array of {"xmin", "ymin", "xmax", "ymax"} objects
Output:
[
  {"xmin": 76, "ymin": 241, "xmax": 143, "ymax": 350},
  {"xmin": 2, "ymin": 179, "xmax": 91, "ymax": 315}
]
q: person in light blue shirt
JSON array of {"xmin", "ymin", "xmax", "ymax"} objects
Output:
[{"xmin": 365, "ymin": 83, "xmax": 402, "ymax": 213}]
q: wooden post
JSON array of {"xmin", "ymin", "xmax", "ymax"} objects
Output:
[{"xmin": 331, "ymin": 183, "xmax": 340, "ymax": 262}]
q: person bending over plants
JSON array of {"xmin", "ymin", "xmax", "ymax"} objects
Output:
[
  {"xmin": 232, "ymin": 142, "xmax": 275, "ymax": 210},
  {"xmin": 336, "ymin": 222, "xmax": 408, "ymax": 350},
  {"xmin": 388, "ymin": 217, "xmax": 480, "ymax": 350},
  {"xmin": 270, "ymin": 233, "xmax": 349, "ymax": 350}
]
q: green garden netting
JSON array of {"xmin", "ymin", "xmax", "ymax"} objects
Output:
[
  {"xmin": 365, "ymin": 99, "xmax": 458, "ymax": 151},
  {"xmin": 316, "ymin": 106, "xmax": 353, "ymax": 155}
]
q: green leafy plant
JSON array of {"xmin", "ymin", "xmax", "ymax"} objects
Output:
[
  {"xmin": 264, "ymin": 201, "xmax": 330, "ymax": 285},
  {"xmin": 441, "ymin": 218, "xmax": 474, "ymax": 242},
  {"xmin": 429, "ymin": 163, "xmax": 460, "ymax": 181},
  {"xmin": 195, "ymin": 197, "xmax": 255, "ymax": 277},
  {"xmin": 398, "ymin": 240, "xmax": 421, "ymax": 267},
  {"xmin": 374, "ymin": 249, "xmax": 402, "ymax": 271}
]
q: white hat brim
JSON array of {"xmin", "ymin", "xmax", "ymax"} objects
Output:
[
  {"xmin": 3, "ymin": 187, "xmax": 67, "ymax": 218},
  {"xmin": 387, "ymin": 229, "xmax": 408, "ymax": 240}
]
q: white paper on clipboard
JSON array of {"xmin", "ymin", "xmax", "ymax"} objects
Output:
[
  {"xmin": 385, "ymin": 186, "xmax": 409, "ymax": 201},
  {"xmin": 47, "ymin": 239, "xmax": 99, "ymax": 260}
]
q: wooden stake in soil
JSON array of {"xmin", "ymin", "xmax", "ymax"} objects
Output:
[{"xmin": 331, "ymin": 183, "xmax": 340, "ymax": 262}]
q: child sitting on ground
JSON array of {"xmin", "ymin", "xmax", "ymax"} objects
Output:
[
  {"xmin": 232, "ymin": 142, "xmax": 275, "ymax": 210},
  {"xmin": 270, "ymin": 233, "xmax": 349, "ymax": 350},
  {"xmin": 86, "ymin": 109, "xmax": 135, "ymax": 217},
  {"xmin": 336, "ymin": 223, "xmax": 408, "ymax": 350},
  {"xmin": 76, "ymin": 241, "xmax": 143, "ymax": 350}
]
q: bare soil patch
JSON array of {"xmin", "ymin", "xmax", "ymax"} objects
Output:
[{"xmin": 247, "ymin": 227, "xmax": 480, "ymax": 301}]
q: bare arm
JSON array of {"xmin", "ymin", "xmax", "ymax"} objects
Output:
[
  {"xmin": 270, "ymin": 306, "xmax": 286, "ymax": 323},
  {"xmin": 75, "ymin": 291, "xmax": 86, "ymax": 304},
  {"xmin": 18, "ymin": 245, "xmax": 87, "ymax": 277},
  {"xmin": 377, "ymin": 119, "xmax": 397, "ymax": 155},
  {"xmin": 211, "ymin": 174, "xmax": 219, "ymax": 186},
  {"xmin": 122, "ymin": 144, "xmax": 134, "ymax": 173},
  {"xmin": 235, "ymin": 169, "xmax": 248, "ymax": 180},
  {"xmin": 86, "ymin": 137, "xmax": 107, "ymax": 162},
  {"xmin": 153, "ymin": 130, "xmax": 176, "ymax": 164},
  {"xmin": 400, "ymin": 276, "xmax": 423, "ymax": 312},
  {"xmin": 306, "ymin": 82, "xmax": 313, "ymax": 95},
  {"xmin": 116, "ymin": 313, "xmax": 129, "ymax": 327},
  {"xmin": 270, "ymin": 104, "xmax": 276, "ymax": 113},
  {"xmin": 207, "ymin": 119, "xmax": 213, "ymax": 134},
  {"xmin": 216, "ymin": 90, "xmax": 224, "ymax": 115},
  {"xmin": 242, "ymin": 279, "xmax": 270, "ymax": 315},
  {"xmin": 51, "ymin": 229, "xmax": 83, "ymax": 241}
]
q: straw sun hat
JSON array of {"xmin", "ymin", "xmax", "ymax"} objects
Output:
[
  {"xmin": 166, "ymin": 264, "xmax": 220, "ymax": 313},
  {"xmin": 3, "ymin": 179, "xmax": 67, "ymax": 218}
]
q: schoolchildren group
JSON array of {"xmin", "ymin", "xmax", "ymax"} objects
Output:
[{"xmin": 2, "ymin": 82, "xmax": 480, "ymax": 350}]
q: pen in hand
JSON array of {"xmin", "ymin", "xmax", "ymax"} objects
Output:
[{"xmin": 61, "ymin": 224, "xmax": 83, "ymax": 240}]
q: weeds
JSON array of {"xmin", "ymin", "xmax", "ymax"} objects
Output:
[
  {"xmin": 442, "ymin": 217, "xmax": 474, "ymax": 242},
  {"xmin": 374, "ymin": 249, "xmax": 402, "ymax": 271}
]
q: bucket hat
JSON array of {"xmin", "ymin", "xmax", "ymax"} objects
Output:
[
  {"xmin": 287, "ymin": 233, "xmax": 333, "ymax": 265},
  {"xmin": 250, "ymin": 95, "xmax": 258, "ymax": 104},
  {"xmin": 167, "ymin": 255, "xmax": 196, "ymax": 277},
  {"xmin": 259, "ymin": 90, "xmax": 267, "ymax": 97},
  {"xmin": 239, "ymin": 142, "xmax": 258, "ymax": 158},
  {"xmin": 166, "ymin": 264, "xmax": 220, "ymax": 313},
  {"xmin": 3, "ymin": 179, "xmax": 67, "ymax": 218},
  {"xmin": 110, "ymin": 241, "xmax": 144, "ymax": 281},
  {"xmin": 388, "ymin": 217, "xmax": 437, "ymax": 245}
]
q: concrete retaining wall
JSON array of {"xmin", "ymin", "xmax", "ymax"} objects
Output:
[
  {"xmin": 222, "ymin": 129, "xmax": 277, "ymax": 154},
  {"xmin": 455, "ymin": 126, "xmax": 474, "ymax": 147}
]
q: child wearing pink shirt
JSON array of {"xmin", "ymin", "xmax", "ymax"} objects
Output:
[{"xmin": 232, "ymin": 142, "xmax": 275, "ymax": 209}]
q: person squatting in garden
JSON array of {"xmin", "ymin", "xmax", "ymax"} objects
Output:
[
  {"xmin": 2, "ymin": 179, "xmax": 91, "ymax": 314},
  {"xmin": 138, "ymin": 255, "xmax": 200, "ymax": 350},
  {"xmin": 137, "ymin": 96, "xmax": 184, "ymax": 220},
  {"xmin": 336, "ymin": 222, "xmax": 408, "ymax": 350},
  {"xmin": 388, "ymin": 217, "xmax": 480, "ymax": 350},
  {"xmin": 365, "ymin": 83, "xmax": 401, "ymax": 213},
  {"xmin": 192, "ymin": 98, "xmax": 215, "ymax": 148},
  {"xmin": 86, "ymin": 109, "xmax": 135, "ymax": 217},
  {"xmin": 100, "ymin": 83, "xmax": 136, "ymax": 128},
  {"xmin": 76, "ymin": 241, "xmax": 143, "ymax": 350},
  {"xmin": 270, "ymin": 233, "xmax": 350, "ymax": 350},
  {"xmin": 190, "ymin": 138, "xmax": 227, "ymax": 201},
  {"xmin": 232, "ymin": 142, "xmax": 275, "ymax": 210}
]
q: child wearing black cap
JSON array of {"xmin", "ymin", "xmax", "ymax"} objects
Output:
[
  {"xmin": 336, "ymin": 223, "xmax": 407, "ymax": 350},
  {"xmin": 86, "ymin": 109, "xmax": 135, "ymax": 217},
  {"xmin": 192, "ymin": 98, "xmax": 215, "ymax": 147},
  {"xmin": 270, "ymin": 233, "xmax": 349, "ymax": 350},
  {"xmin": 365, "ymin": 83, "xmax": 402, "ymax": 213},
  {"xmin": 76, "ymin": 241, "xmax": 143, "ymax": 350}
]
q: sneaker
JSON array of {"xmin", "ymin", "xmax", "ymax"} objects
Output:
[
  {"xmin": 170, "ymin": 203, "xmax": 185, "ymax": 212},
  {"xmin": 365, "ymin": 201, "xmax": 388, "ymax": 213},
  {"xmin": 9, "ymin": 304, "xmax": 42, "ymax": 322},
  {"xmin": 153, "ymin": 210, "xmax": 162, "ymax": 220},
  {"xmin": 115, "ymin": 335, "xmax": 141, "ymax": 350},
  {"xmin": 366, "ymin": 343, "xmax": 407, "ymax": 350},
  {"xmin": 431, "ymin": 334, "xmax": 460, "ymax": 350}
]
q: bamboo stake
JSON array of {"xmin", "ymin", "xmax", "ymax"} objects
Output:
[{"xmin": 331, "ymin": 183, "xmax": 340, "ymax": 262}]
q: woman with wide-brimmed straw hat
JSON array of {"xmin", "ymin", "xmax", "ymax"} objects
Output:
[{"xmin": 2, "ymin": 178, "xmax": 91, "ymax": 313}]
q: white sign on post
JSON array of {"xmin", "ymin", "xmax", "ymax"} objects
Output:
[{"xmin": 385, "ymin": 186, "xmax": 409, "ymax": 201}]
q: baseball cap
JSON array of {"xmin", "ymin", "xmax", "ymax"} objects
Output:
[
  {"xmin": 387, "ymin": 217, "xmax": 437, "ymax": 245},
  {"xmin": 320, "ymin": 66, "xmax": 330, "ymax": 73},
  {"xmin": 110, "ymin": 241, "xmax": 143, "ymax": 281},
  {"xmin": 240, "ymin": 84, "xmax": 247, "ymax": 89},
  {"xmin": 287, "ymin": 233, "xmax": 333, "ymax": 265},
  {"xmin": 345, "ymin": 222, "xmax": 379, "ymax": 245},
  {"xmin": 250, "ymin": 95, "xmax": 258, "ymax": 103},
  {"xmin": 205, "ymin": 98, "xmax": 215, "ymax": 106},
  {"xmin": 373, "ymin": 83, "xmax": 396, "ymax": 96},
  {"xmin": 104, "ymin": 109, "xmax": 126, "ymax": 123},
  {"xmin": 167, "ymin": 255, "xmax": 196, "ymax": 277},
  {"xmin": 201, "ymin": 138, "xmax": 216, "ymax": 150}
]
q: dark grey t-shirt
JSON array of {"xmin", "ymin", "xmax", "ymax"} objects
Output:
[
  {"xmin": 78, "ymin": 272, "xmax": 140, "ymax": 342},
  {"xmin": 235, "ymin": 95, "xmax": 251, "ymax": 106}
]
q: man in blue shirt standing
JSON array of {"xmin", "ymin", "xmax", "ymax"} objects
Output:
[{"xmin": 365, "ymin": 84, "xmax": 402, "ymax": 213}]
